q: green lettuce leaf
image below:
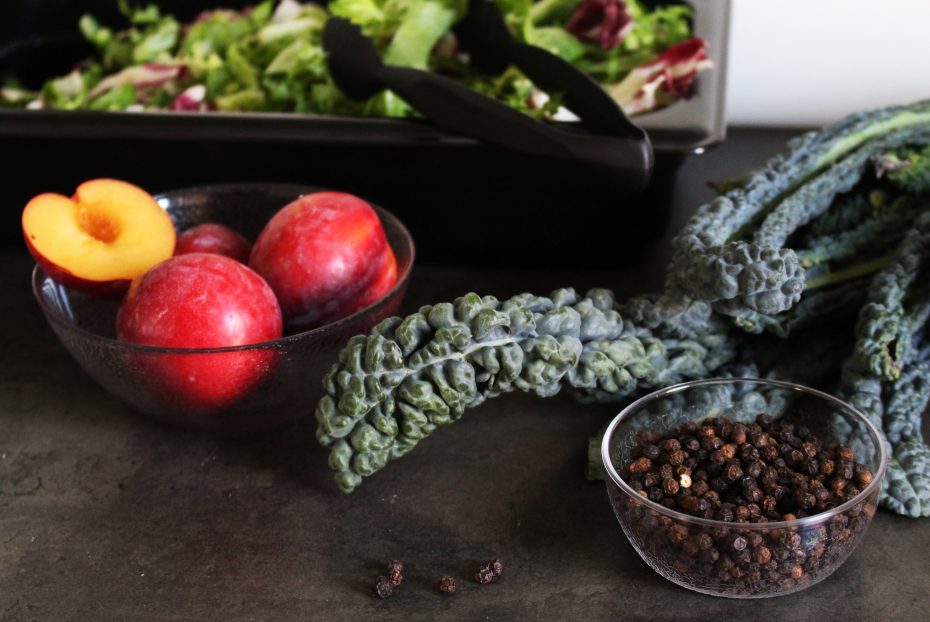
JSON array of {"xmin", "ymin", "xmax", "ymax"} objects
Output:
[{"xmin": 88, "ymin": 83, "xmax": 138, "ymax": 110}]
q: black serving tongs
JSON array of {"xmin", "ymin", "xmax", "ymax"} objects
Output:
[{"xmin": 323, "ymin": 0, "xmax": 653, "ymax": 188}]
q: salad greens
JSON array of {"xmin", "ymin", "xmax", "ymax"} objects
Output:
[{"xmin": 3, "ymin": 0, "xmax": 708, "ymax": 118}]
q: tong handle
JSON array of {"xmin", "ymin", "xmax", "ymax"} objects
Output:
[
  {"xmin": 323, "ymin": 17, "xmax": 652, "ymax": 187},
  {"xmin": 509, "ymin": 43, "xmax": 641, "ymax": 138},
  {"xmin": 381, "ymin": 65, "xmax": 652, "ymax": 187}
]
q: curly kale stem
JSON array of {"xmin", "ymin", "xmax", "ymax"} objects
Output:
[{"xmin": 804, "ymin": 253, "xmax": 895, "ymax": 291}]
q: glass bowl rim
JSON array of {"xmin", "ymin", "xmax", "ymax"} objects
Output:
[
  {"xmin": 600, "ymin": 377, "xmax": 888, "ymax": 530},
  {"xmin": 30, "ymin": 182, "xmax": 416, "ymax": 354}
]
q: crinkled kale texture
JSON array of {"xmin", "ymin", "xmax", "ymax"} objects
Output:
[
  {"xmin": 317, "ymin": 288, "xmax": 734, "ymax": 492},
  {"xmin": 316, "ymin": 100, "xmax": 930, "ymax": 516}
]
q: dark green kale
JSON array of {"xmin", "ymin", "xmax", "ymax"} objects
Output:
[
  {"xmin": 796, "ymin": 196, "xmax": 927, "ymax": 268},
  {"xmin": 316, "ymin": 100, "xmax": 930, "ymax": 517},
  {"xmin": 316, "ymin": 288, "xmax": 735, "ymax": 492},
  {"xmin": 728, "ymin": 279, "xmax": 866, "ymax": 337},
  {"xmin": 667, "ymin": 102, "xmax": 930, "ymax": 318},
  {"xmin": 838, "ymin": 211, "xmax": 930, "ymax": 516},
  {"xmin": 807, "ymin": 193, "xmax": 872, "ymax": 237}
]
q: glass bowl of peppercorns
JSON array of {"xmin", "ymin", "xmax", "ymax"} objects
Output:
[{"xmin": 601, "ymin": 378, "xmax": 887, "ymax": 598}]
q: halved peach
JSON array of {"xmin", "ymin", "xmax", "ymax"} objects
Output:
[{"xmin": 22, "ymin": 179, "xmax": 175, "ymax": 296}]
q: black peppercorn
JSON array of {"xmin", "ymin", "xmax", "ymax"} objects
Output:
[
  {"xmin": 721, "ymin": 444, "xmax": 738, "ymax": 460},
  {"xmin": 744, "ymin": 485, "xmax": 763, "ymax": 504},
  {"xmin": 734, "ymin": 549, "xmax": 752, "ymax": 566},
  {"xmin": 620, "ymin": 416, "xmax": 874, "ymax": 596},
  {"xmin": 854, "ymin": 465, "xmax": 873, "ymax": 487},
  {"xmin": 703, "ymin": 490, "xmax": 721, "ymax": 506},
  {"xmin": 475, "ymin": 565, "xmax": 495, "ymax": 584},
  {"xmin": 753, "ymin": 546, "xmax": 772, "ymax": 565},
  {"xmin": 761, "ymin": 445, "xmax": 779, "ymax": 461},
  {"xmin": 782, "ymin": 532, "xmax": 802, "ymax": 550},
  {"xmin": 642, "ymin": 444, "xmax": 661, "ymax": 460},
  {"xmin": 679, "ymin": 495, "xmax": 701, "ymax": 514},
  {"xmin": 762, "ymin": 495, "xmax": 777, "ymax": 513},
  {"xmin": 837, "ymin": 459, "xmax": 854, "ymax": 481},
  {"xmin": 438, "ymin": 576, "xmax": 456, "ymax": 594},
  {"xmin": 725, "ymin": 463, "xmax": 743, "ymax": 482},
  {"xmin": 804, "ymin": 459, "xmax": 820, "ymax": 476},
  {"xmin": 730, "ymin": 424, "xmax": 748, "ymax": 445},
  {"xmin": 660, "ymin": 438, "xmax": 681, "ymax": 452},
  {"xmin": 729, "ymin": 535, "xmax": 748, "ymax": 551},
  {"xmin": 691, "ymin": 479, "xmax": 710, "ymax": 497},
  {"xmin": 385, "ymin": 560, "xmax": 404, "ymax": 586},
  {"xmin": 795, "ymin": 491, "xmax": 816, "ymax": 511},
  {"xmin": 374, "ymin": 576, "xmax": 394, "ymax": 599},
  {"xmin": 629, "ymin": 457, "xmax": 653, "ymax": 474},
  {"xmin": 668, "ymin": 524, "xmax": 689, "ymax": 544}
]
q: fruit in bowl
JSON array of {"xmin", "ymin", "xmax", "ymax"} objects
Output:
[
  {"xmin": 21, "ymin": 179, "xmax": 175, "ymax": 296},
  {"xmin": 28, "ymin": 182, "xmax": 415, "ymax": 432},
  {"xmin": 117, "ymin": 253, "xmax": 283, "ymax": 413},
  {"xmin": 174, "ymin": 222, "xmax": 252, "ymax": 263},
  {"xmin": 249, "ymin": 192, "xmax": 397, "ymax": 331}
]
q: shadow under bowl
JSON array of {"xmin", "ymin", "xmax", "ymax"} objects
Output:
[
  {"xmin": 32, "ymin": 183, "xmax": 415, "ymax": 433},
  {"xmin": 601, "ymin": 378, "xmax": 887, "ymax": 598}
]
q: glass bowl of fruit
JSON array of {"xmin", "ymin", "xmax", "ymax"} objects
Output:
[
  {"xmin": 28, "ymin": 182, "xmax": 414, "ymax": 432},
  {"xmin": 601, "ymin": 378, "xmax": 887, "ymax": 598}
]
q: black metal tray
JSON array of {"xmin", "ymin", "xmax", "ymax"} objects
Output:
[
  {"xmin": 0, "ymin": 0, "xmax": 727, "ymax": 152},
  {"xmin": 0, "ymin": 0, "xmax": 729, "ymax": 266}
]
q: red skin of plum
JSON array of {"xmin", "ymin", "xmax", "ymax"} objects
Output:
[
  {"xmin": 249, "ymin": 192, "xmax": 397, "ymax": 331},
  {"xmin": 117, "ymin": 253, "xmax": 283, "ymax": 413},
  {"xmin": 174, "ymin": 223, "xmax": 252, "ymax": 264}
]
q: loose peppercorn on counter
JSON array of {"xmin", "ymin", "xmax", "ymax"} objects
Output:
[{"xmin": 2, "ymin": 130, "xmax": 929, "ymax": 620}]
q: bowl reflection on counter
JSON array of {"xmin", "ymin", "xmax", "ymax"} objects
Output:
[{"xmin": 32, "ymin": 183, "xmax": 415, "ymax": 433}]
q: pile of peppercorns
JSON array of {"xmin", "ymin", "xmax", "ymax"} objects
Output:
[{"xmin": 616, "ymin": 414, "xmax": 877, "ymax": 595}]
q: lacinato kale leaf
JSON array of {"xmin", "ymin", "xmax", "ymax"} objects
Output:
[{"xmin": 316, "ymin": 99, "xmax": 930, "ymax": 519}]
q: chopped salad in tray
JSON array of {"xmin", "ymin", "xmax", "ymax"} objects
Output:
[{"xmin": 1, "ymin": 0, "xmax": 711, "ymax": 118}]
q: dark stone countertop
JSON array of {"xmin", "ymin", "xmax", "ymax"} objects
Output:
[{"xmin": 2, "ymin": 129, "xmax": 929, "ymax": 621}]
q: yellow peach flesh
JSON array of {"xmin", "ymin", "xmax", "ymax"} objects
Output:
[{"xmin": 22, "ymin": 179, "xmax": 175, "ymax": 283}]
